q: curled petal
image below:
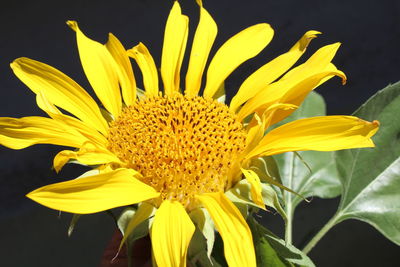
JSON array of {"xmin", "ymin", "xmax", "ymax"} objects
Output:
[
  {"xmin": 241, "ymin": 168, "xmax": 265, "ymax": 209},
  {"xmin": 53, "ymin": 142, "xmax": 123, "ymax": 172},
  {"xmin": 128, "ymin": 42, "xmax": 159, "ymax": 96}
]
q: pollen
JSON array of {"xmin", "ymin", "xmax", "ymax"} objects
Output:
[{"xmin": 107, "ymin": 93, "xmax": 246, "ymax": 207}]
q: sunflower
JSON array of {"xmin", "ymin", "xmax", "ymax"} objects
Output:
[{"xmin": 0, "ymin": 1, "xmax": 378, "ymax": 266}]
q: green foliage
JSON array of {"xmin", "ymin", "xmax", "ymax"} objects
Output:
[
  {"xmin": 334, "ymin": 82, "xmax": 400, "ymax": 244},
  {"xmin": 303, "ymin": 82, "xmax": 400, "ymax": 253}
]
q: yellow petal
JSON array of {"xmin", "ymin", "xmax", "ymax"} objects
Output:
[
  {"xmin": 151, "ymin": 200, "xmax": 195, "ymax": 267},
  {"xmin": 0, "ymin": 116, "xmax": 89, "ymax": 149},
  {"xmin": 127, "ymin": 42, "xmax": 159, "ymax": 96},
  {"xmin": 282, "ymin": 43, "xmax": 341, "ymax": 81},
  {"xmin": 10, "ymin": 57, "xmax": 108, "ymax": 135},
  {"xmin": 196, "ymin": 192, "xmax": 256, "ymax": 267},
  {"xmin": 240, "ymin": 169, "xmax": 265, "ymax": 209},
  {"xmin": 230, "ymin": 30, "xmax": 320, "ymax": 112},
  {"xmin": 26, "ymin": 168, "xmax": 159, "ymax": 214},
  {"xmin": 245, "ymin": 114, "xmax": 264, "ymax": 151},
  {"xmin": 203, "ymin": 23, "xmax": 274, "ymax": 99},
  {"xmin": 185, "ymin": 5, "xmax": 217, "ymax": 96},
  {"xmin": 161, "ymin": 1, "xmax": 189, "ymax": 95},
  {"xmin": 67, "ymin": 21, "xmax": 122, "ymax": 117},
  {"xmin": 246, "ymin": 116, "xmax": 380, "ymax": 159},
  {"xmin": 269, "ymin": 64, "xmax": 346, "ymax": 125},
  {"xmin": 238, "ymin": 65, "xmax": 345, "ymax": 122},
  {"xmin": 53, "ymin": 142, "xmax": 123, "ymax": 172},
  {"xmin": 106, "ymin": 33, "xmax": 136, "ymax": 106},
  {"xmin": 237, "ymin": 43, "xmax": 343, "ymax": 121},
  {"xmin": 36, "ymin": 93, "xmax": 107, "ymax": 147}
]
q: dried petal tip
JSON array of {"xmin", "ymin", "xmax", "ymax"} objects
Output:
[{"xmin": 66, "ymin": 20, "xmax": 78, "ymax": 31}]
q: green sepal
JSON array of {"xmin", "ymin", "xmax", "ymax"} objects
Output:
[
  {"xmin": 250, "ymin": 157, "xmax": 306, "ymax": 202},
  {"xmin": 136, "ymin": 87, "xmax": 146, "ymax": 100},
  {"xmin": 187, "ymin": 228, "xmax": 215, "ymax": 267},
  {"xmin": 261, "ymin": 184, "xmax": 287, "ymax": 223},
  {"xmin": 117, "ymin": 206, "xmax": 154, "ymax": 267},
  {"xmin": 189, "ymin": 208, "xmax": 215, "ymax": 260},
  {"xmin": 226, "ymin": 179, "xmax": 287, "ymax": 221},
  {"xmin": 214, "ymin": 82, "xmax": 226, "ymax": 104}
]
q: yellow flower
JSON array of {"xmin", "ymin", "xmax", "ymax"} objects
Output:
[{"xmin": 0, "ymin": 1, "xmax": 379, "ymax": 266}]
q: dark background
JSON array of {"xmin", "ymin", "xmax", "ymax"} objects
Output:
[{"xmin": 0, "ymin": 0, "xmax": 399, "ymax": 266}]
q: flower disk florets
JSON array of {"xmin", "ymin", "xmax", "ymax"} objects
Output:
[{"xmin": 107, "ymin": 93, "xmax": 246, "ymax": 206}]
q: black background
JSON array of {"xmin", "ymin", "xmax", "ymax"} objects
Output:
[{"xmin": 0, "ymin": 0, "xmax": 399, "ymax": 266}]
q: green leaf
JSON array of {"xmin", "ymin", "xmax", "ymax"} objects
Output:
[
  {"xmin": 248, "ymin": 216, "xmax": 315, "ymax": 267},
  {"xmin": 334, "ymin": 82, "xmax": 400, "ymax": 244}
]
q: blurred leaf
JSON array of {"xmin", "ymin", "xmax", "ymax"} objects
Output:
[
  {"xmin": 248, "ymin": 217, "xmax": 315, "ymax": 267},
  {"xmin": 274, "ymin": 91, "xmax": 342, "ymax": 211},
  {"xmin": 67, "ymin": 214, "xmax": 81, "ymax": 237},
  {"xmin": 334, "ymin": 82, "xmax": 400, "ymax": 244}
]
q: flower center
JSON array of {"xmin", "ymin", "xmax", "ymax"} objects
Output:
[{"xmin": 107, "ymin": 93, "xmax": 246, "ymax": 207}]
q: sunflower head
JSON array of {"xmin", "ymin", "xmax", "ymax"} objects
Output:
[{"xmin": 107, "ymin": 93, "xmax": 246, "ymax": 207}]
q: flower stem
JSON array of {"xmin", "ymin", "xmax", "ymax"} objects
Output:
[
  {"xmin": 302, "ymin": 214, "xmax": 339, "ymax": 254},
  {"xmin": 284, "ymin": 208, "xmax": 293, "ymax": 245},
  {"xmin": 284, "ymin": 152, "xmax": 296, "ymax": 245}
]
